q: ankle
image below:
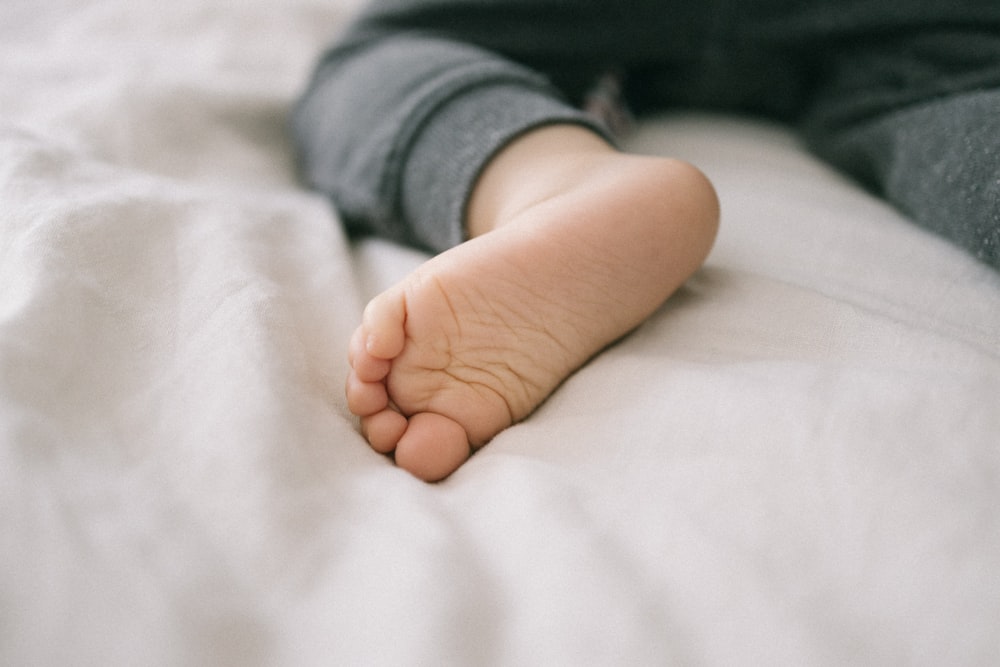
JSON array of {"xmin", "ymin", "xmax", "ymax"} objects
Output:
[{"xmin": 466, "ymin": 125, "xmax": 617, "ymax": 237}]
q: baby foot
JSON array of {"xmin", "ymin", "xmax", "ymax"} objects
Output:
[{"xmin": 347, "ymin": 149, "xmax": 718, "ymax": 481}]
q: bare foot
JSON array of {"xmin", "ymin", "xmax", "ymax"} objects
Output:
[{"xmin": 347, "ymin": 126, "xmax": 719, "ymax": 481}]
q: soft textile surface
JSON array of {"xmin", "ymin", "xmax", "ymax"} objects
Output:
[{"xmin": 3, "ymin": 1, "xmax": 999, "ymax": 665}]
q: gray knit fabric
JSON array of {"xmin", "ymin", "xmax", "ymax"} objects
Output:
[
  {"xmin": 292, "ymin": 0, "xmax": 1000, "ymax": 268},
  {"xmin": 402, "ymin": 83, "xmax": 610, "ymax": 251}
]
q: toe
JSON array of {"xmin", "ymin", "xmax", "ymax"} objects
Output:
[
  {"xmin": 350, "ymin": 327, "xmax": 391, "ymax": 382},
  {"xmin": 345, "ymin": 370, "xmax": 389, "ymax": 416},
  {"xmin": 362, "ymin": 288, "xmax": 407, "ymax": 359},
  {"xmin": 348, "ymin": 326, "xmax": 363, "ymax": 366},
  {"xmin": 394, "ymin": 412, "xmax": 471, "ymax": 482},
  {"xmin": 361, "ymin": 409, "xmax": 408, "ymax": 454}
]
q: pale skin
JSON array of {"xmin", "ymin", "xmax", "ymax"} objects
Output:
[{"xmin": 346, "ymin": 124, "xmax": 720, "ymax": 481}]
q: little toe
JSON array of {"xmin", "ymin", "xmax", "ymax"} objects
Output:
[
  {"xmin": 362, "ymin": 288, "xmax": 407, "ymax": 359},
  {"xmin": 362, "ymin": 409, "xmax": 408, "ymax": 454},
  {"xmin": 345, "ymin": 370, "xmax": 389, "ymax": 416},
  {"xmin": 350, "ymin": 328, "xmax": 391, "ymax": 382},
  {"xmin": 348, "ymin": 326, "xmax": 364, "ymax": 366},
  {"xmin": 394, "ymin": 412, "xmax": 471, "ymax": 482}
]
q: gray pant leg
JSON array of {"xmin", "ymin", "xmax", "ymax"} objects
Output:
[
  {"xmin": 802, "ymin": 32, "xmax": 1000, "ymax": 269},
  {"xmin": 291, "ymin": 1, "xmax": 623, "ymax": 254}
]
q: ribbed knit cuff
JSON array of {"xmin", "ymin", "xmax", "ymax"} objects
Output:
[{"xmin": 400, "ymin": 82, "xmax": 611, "ymax": 253}]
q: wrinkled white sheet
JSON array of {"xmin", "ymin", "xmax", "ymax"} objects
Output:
[{"xmin": 2, "ymin": 1, "xmax": 999, "ymax": 665}]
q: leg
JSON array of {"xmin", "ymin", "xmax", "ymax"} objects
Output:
[
  {"xmin": 802, "ymin": 31, "xmax": 1000, "ymax": 269},
  {"xmin": 347, "ymin": 125, "xmax": 719, "ymax": 481},
  {"xmin": 293, "ymin": 0, "xmax": 668, "ymax": 254}
]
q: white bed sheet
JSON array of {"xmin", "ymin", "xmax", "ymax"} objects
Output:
[{"xmin": 3, "ymin": 1, "xmax": 999, "ymax": 665}]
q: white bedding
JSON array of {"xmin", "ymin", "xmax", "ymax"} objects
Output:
[{"xmin": 3, "ymin": 1, "xmax": 999, "ymax": 665}]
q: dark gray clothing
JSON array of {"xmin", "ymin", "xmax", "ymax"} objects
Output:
[{"xmin": 292, "ymin": 0, "xmax": 1000, "ymax": 268}]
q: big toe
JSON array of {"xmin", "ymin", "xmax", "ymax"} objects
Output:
[{"xmin": 394, "ymin": 412, "xmax": 471, "ymax": 482}]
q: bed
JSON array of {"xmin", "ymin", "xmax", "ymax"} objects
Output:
[{"xmin": 3, "ymin": 1, "xmax": 1000, "ymax": 664}]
